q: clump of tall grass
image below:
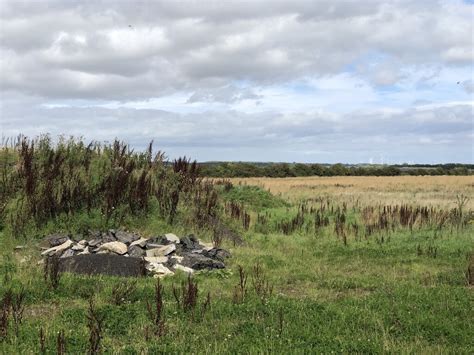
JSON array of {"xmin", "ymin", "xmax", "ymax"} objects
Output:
[
  {"xmin": 172, "ymin": 276, "xmax": 211, "ymax": 321},
  {"xmin": 87, "ymin": 297, "xmax": 104, "ymax": 354},
  {"xmin": 0, "ymin": 136, "xmax": 222, "ymax": 237},
  {"xmin": 146, "ymin": 279, "xmax": 165, "ymax": 338}
]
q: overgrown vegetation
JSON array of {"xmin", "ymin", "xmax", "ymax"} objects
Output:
[{"xmin": 0, "ymin": 136, "xmax": 223, "ymax": 238}]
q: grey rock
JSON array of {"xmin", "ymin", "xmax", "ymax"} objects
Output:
[
  {"xmin": 180, "ymin": 235, "xmax": 201, "ymax": 251},
  {"xmin": 145, "ymin": 243, "xmax": 164, "ymax": 250},
  {"xmin": 130, "ymin": 238, "xmax": 148, "ymax": 248},
  {"xmin": 171, "ymin": 256, "xmax": 183, "ymax": 263},
  {"xmin": 60, "ymin": 249, "xmax": 75, "ymax": 258},
  {"xmin": 47, "ymin": 234, "xmax": 69, "ymax": 247},
  {"xmin": 181, "ymin": 253, "xmax": 225, "ymax": 270},
  {"xmin": 101, "ymin": 232, "xmax": 116, "ymax": 243},
  {"xmin": 128, "ymin": 245, "xmax": 145, "ymax": 258},
  {"xmin": 146, "ymin": 244, "xmax": 176, "ymax": 257},
  {"xmin": 88, "ymin": 239, "xmax": 102, "ymax": 247},
  {"xmin": 147, "ymin": 236, "xmax": 169, "ymax": 245},
  {"xmin": 164, "ymin": 233, "xmax": 180, "ymax": 244},
  {"xmin": 59, "ymin": 254, "xmax": 146, "ymax": 277},
  {"xmin": 41, "ymin": 240, "xmax": 73, "ymax": 256},
  {"xmin": 115, "ymin": 231, "xmax": 140, "ymax": 245},
  {"xmin": 203, "ymin": 248, "xmax": 231, "ymax": 261},
  {"xmin": 165, "ymin": 257, "xmax": 178, "ymax": 268}
]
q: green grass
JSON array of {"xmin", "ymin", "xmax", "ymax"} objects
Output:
[
  {"xmin": 1, "ymin": 224, "xmax": 473, "ymax": 353},
  {"xmin": 220, "ymin": 185, "xmax": 288, "ymax": 211},
  {"xmin": 1, "ymin": 177, "xmax": 473, "ymax": 353}
]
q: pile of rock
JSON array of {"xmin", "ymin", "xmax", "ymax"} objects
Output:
[{"xmin": 40, "ymin": 230, "xmax": 230, "ymax": 277}]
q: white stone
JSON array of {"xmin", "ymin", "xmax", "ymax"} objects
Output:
[
  {"xmin": 164, "ymin": 233, "xmax": 180, "ymax": 243},
  {"xmin": 175, "ymin": 264, "xmax": 194, "ymax": 274},
  {"xmin": 72, "ymin": 244, "xmax": 85, "ymax": 251},
  {"xmin": 148, "ymin": 263, "xmax": 173, "ymax": 277},
  {"xmin": 41, "ymin": 239, "xmax": 73, "ymax": 256},
  {"xmin": 98, "ymin": 241, "xmax": 128, "ymax": 255},
  {"xmin": 146, "ymin": 244, "xmax": 176, "ymax": 257},
  {"xmin": 78, "ymin": 240, "xmax": 87, "ymax": 245},
  {"xmin": 171, "ymin": 256, "xmax": 184, "ymax": 263},
  {"xmin": 198, "ymin": 239, "xmax": 214, "ymax": 251},
  {"xmin": 144, "ymin": 256, "xmax": 168, "ymax": 264},
  {"xmin": 78, "ymin": 247, "xmax": 90, "ymax": 255},
  {"xmin": 130, "ymin": 237, "xmax": 149, "ymax": 247}
]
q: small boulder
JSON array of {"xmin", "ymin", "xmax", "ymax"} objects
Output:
[
  {"xmin": 171, "ymin": 255, "xmax": 184, "ymax": 263},
  {"xmin": 147, "ymin": 263, "xmax": 174, "ymax": 277},
  {"xmin": 101, "ymin": 231, "xmax": 116, "ymax": 243},
  {"xmin": 198, "ymin": 239, "xmax": 214, "ymax": 251},
  {"xmin": 41, "ymin": 239, "xmax": 73, "ymax": 256},
  {"xmin": 88, "ymin": 239, "xmax": 102, "ymax": 247},
  {"xmin": 175, "ymin": 264, "xmax": 194, "ymax": 274},
  {"xmin": 60, "ymin": 249, "xmax": 75, "ymax": 258},
  {"xmin": 180, "ymin": 235, "xmax": 200, "ymax": 251},
  {"xmin": 130, "ymin": 238, "xmax": 148, "ymax": 248},
  {"xmin": 146, "ymin": 244, "xmax": 176, "ymax": 257},
  {"xmin": 98, "ymin": 241, "xmax": 128, "ymax": 255},
  {"xmin": 115, "ymin": 231, "xmax": 140, "ymax": 245},
  {"xmin": 203, "ymin": 248, "xmax": 231, "ymax": 261},
  {"xmin": 181, "ymin": 253, "xmax": 225, "ymax": 270},
  {"xmin": 164, "ymin": 233, "xmax": 180, "ymax": 244},
  {"xmin": 47, "ymin": 234, "xmax": 69, "ymax": 247},
  {"xmin": 72, "ymin": 244, "xmax": 85, "ymax": 251},
  {"xmin": 128, "ymin": 245, "xmax": 145, "ymax": 258},
  {"xmin": 145, "ymin": 243, "xmax": 164, "ymax": 250}
]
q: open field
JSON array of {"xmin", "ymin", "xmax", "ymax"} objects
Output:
[
  {"xmin": 229, "ymin": 175, "xmax": 474, "ymax": 208},
  {"xmin": 1, "ymin": 142, "xmax": 473, "ymax": 354}
]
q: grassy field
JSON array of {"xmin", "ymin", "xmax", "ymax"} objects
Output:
[
  {"xmin": 229, "ymin": 176, "xmax": 474, "ymax": 208},
  {"xmin": 1, "ymin": 174, "xmax": 473, "ymax": 353}
]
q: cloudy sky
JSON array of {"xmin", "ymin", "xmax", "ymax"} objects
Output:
[{"xmin": 0, "ymin": 0, "xmax": 473, "ymax": 163}]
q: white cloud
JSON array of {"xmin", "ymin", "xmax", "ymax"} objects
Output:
[{"xmin": 0, "ymin": 0, "xmax": 472, "ymax": 162}]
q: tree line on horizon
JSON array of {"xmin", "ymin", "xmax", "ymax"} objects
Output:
[{"xmin": 198, "ymin": 162, "xmax": 473, "ymax": 178}]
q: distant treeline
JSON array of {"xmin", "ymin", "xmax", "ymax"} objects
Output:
[{"xmin": 198, "ymin": 162, "xmax": 473, "ymax": 177}]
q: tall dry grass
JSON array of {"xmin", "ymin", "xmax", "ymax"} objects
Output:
[{"xmin": 229, "ymin": 176, "xmax": 474, "ymax": 209}]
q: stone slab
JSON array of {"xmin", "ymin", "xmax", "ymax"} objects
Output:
[{"xmin": 59, "ymin": 254, "xmax": 146, "ymax": 277}]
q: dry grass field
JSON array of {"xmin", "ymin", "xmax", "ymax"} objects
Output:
[{"xmin": 229, "ymin": 175, "xmax": 474, "ymax": 208}]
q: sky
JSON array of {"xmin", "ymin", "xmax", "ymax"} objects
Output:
[{"xmin": 0, "ymin": 0, "xmax": 473, "ymax": 163}]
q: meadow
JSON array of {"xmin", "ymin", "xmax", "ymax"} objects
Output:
[{"xmin": 1, "ymin": 138, "xmax": 473, "ymax": 353}]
